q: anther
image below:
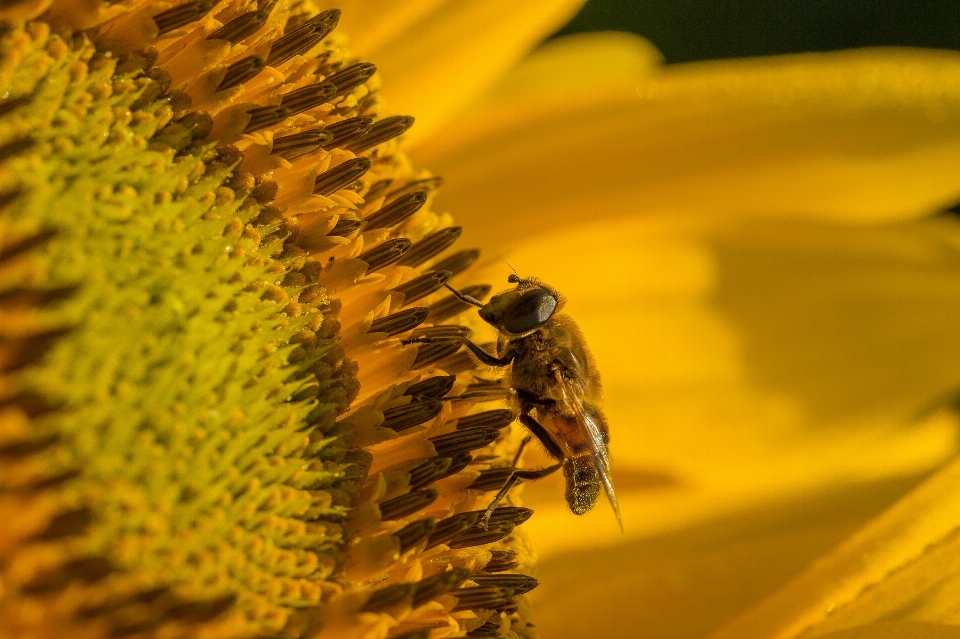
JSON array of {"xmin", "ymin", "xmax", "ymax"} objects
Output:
[
  {"xmin": 361, "ymin": 583, "xmax": 415, "ymax": 612},
  {"xmin": 216, "ymin": 55, "xmax": 266, "ymax": 91},
  {"xmin": 381, "ymin": 400, "xmax": 444, "ymax": 433},
  {"xmin": 346, "ymin": 115, "xmax": 416, "ymax": 153},
  {"xmin": 410, "ymin": 325, "xmax": 471, "ymax": 339},
  {"xmin": 389, "ymin": 177, "xmax": 444, "ymax": 199},
  {"xmin": 392, "ymin": 270, "xmax": 452, "ymax": 305},
  {"xmin": 469, "ymin": 573, "xmax": 540, "ymax": 594},
  {"xmin": 410, "ymin": 339, "xmax": 462, "ymax": 369},
  {"xmin": 363, "ymin": 179, "xmax": 394, "ymax": 203},
  {"xmin": 455, "ymin": 409, "xmax": 515, "ymax": 431},
  {"xmin": 392, "ymin": 630, "xmax": 431, "ymax": 639},
  {"xmin": 364, "ymin": 191, "xmax": 428, "ymax": 231},
  {"xmin": 326, "ymin": 62, "xmax": 378, "ymax": 97},
  {"xmin": 379, "ymin": 488, "xmax": 439, "ymax": 520},
  {"xmin": 270, "ymin": 129, "xmax": 335, "ymax": 160},
  {"xmin": 479, "ymin": 506, "xmax": 533, "ymax": 526},
  {"xmin": 0, "ymin": 230, "xmax": 56, "ymax": 265},
  {"xmin": 207, "ymin": 5, "xmax": 274, "ymax": 44},
  {"xmin": 483, "ymin": 550, "xmax": 519, "ymax": 573},
  {"xmin": 432, "ymin": 249, "xmax": 481, "ymax": 277},
  {"xmin": 397, "ymin": 227, "xmax": 463, "ymax": 267},
  {"xmin": 368, "ymin": 307, "xmax": 430, "ymax": 336},
  {"xmin": 154, "ymin": 1, "xmax": 213, "ymax": 35},
  {"xmin": 327, "ymin": 218, "xmax": 363, "ymax": 237},
  {"xmin": 411, "ymin": 568, "xmax": 472, "ymax": 608},
  {"xmin": 466, "ymin": 620, "xmax": 502, "ymax": 638},
  {"xmin": 266, "ymin": 9, "xmax": 340, "ymax": 67},
  {"xmin": 468, "ymin": 467, "xmax": 513, "ymax": 492},
  {"xmin": 357, "ymin": 238, "xmax": 412, "ymax": 272},
  {"xmin": 449, "ymin": 586, "xmax": 515, "ymax": 612},
  {"xmin": 0, "ymin": 136, "xmax": 34, "ymax": 161},
  {"xmin": 313, "ymin": 157, "xmax": 371, "ymax": 196},
  {"xmin": 429, "ymin": 427, "xmax": 500, "ymax": 457},
  {"xmin": 447, "ymin": 524, "xmax": 515, "ymax": 549},
  {"xmin": 407, "ymin": 457, "xmax": 454, "ymax": 490},
  {"xmin": 243, "ymin": 105, "xmax": 292, "ymax": 133},
  {"xmin": 425, "ymin": 512, "xmax": 482, "ymax": 549},
  {"xmin": 442, "ymin": 452, "xmax": 473, "ymax": 478},
  {"xmin": 427, "ymin": 284, "xmax": 491, "ymax": 321},
  {"xmin": 322, "ymin": 117, "xmax": 373, "ymax": 148},
  {"xmin": 403, "ymin": 375, "xmax": 456, "ymax": 399},
  {"xmin": 30, "ymin": 507, "xmax": 94, "ymax": 541},
  {"xmin": 280, "ymin": 82, "xmax": 337, "ymax": 115},
  {"xmin": 394, "ymin": 517, "xmax": 437, "ymax": 553}
]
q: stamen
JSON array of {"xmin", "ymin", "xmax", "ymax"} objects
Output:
[
  {"xmin": 407, "ymin": 457, "xmax": 454, "ymax": 490},
  {"xmin": 357, "ymin": 238, "xmax": 412, "ymax": 272},
  {"xmin": 394, "ymin": 518, "xmax": 437, "ymax": 553},
  {"xmin": 323, "ymin": 116, "xmax": 374, "ymax": 149},
  {"xmin": 427, "ymin": 284, "xmax": 491, "ymax": 321},
  {"xmin": 0, "ymin": 433, "xmax": 59, "ymax": 459},
  {"xmin": 425, "ymin": 512, "xmax": 482, "ymax": 550},
  {"xmin": 31, "ymin": 507, "xmax": 93, "ymax": 541},
  {"xmin": 403, "ymin": 375, "xmax": 456, "ymax": 399},
  {"xmin": 397, "ymin": 227, "xmax": 463, "ymax": 267},
  {"xmin": 346, "ymin": 115, "xmax": 415, "ymax": 153},
  {"xmin": 279, "ymin": 82, "xmax": 337, "ymax": 115},
  {"xmin": 363, "ymin": 179, "xmax": 394, "ymax": 203},
  {"xmin": 429, "ymin": 427, "xmax": 500, "ymax": 457},
  {"xmin": 381, "ymin": 400, "xmax": 443, "ymax": 433},
  {"xmin": 431, "ymin": 249, "xmax": 481, "ymax": 277},
  {"xmin": 21, "ymin": 556, "xmax": 113, "ymax": 595},
  {"xmin": 410, "ymin": 325, "xmax": 471, "ymax": 339},
  {"xmin": 207, "ymin": 5, "xmax": 274, "ymax": 44},
  {"xmin": 270, "ymin": 129, "xmax": 335, "ymax": 160},
  {"xmin": 447, "ymin": 523, "xmax": 515, "ymax": 550},
  {"xmin": 266, "ymin": 9, "xmax": 341, "ymax": 67},
  {"xmin": 442, "ymin": 452, "xmax": 473, "ymax": 478},
  {"xmin": 153, "ymin": 1, "xmax": 213, "ymax": 35},
  {"xmin": 469, "ymin": 574, "xmax": 540, "ymax": 594},
  {"xmin": 483, "ymin": 550, "xmax": 520, "ymax": 573},
  {"xmin": 364, "ymin": 191, "xmax": 428, "ymax": 231},
  {"xmin": 327, "ymin": 218, "xmax": 363, "ymax": 237},
  {"xmin": 392, "ymin": 630, "xmax": 431, "ymax": 639},
  {"xmin": 455, "ymin": 409, "xmax": 515, "ymax": 431},
  {"xmin": 467, "ymin": 467, "xmax": 512, "ymax": 492},
  {"xmin": 368, "ymin": 307, "xmax": 430, "ymax": 336},
  {"xmin": 411, "ymin": 568, "xmax": 472, "ymax": 608},
  {"xmin": 313, "ymin": 157, "xmax": 371, "ymax": 195},
  {"xmin": 466, "ymin": 620, "xmax": 502, "ymax": 638},
  {"xmin": 392, "ymin": 270, "xmax": 451, "ymax": 305},
  {"xmin": 362, "ymin": 583, "xmax": 416, "ymax": 612},
  {"xmin": 449, "ymin": 586, "xmax": 515, "ymax": 612},
  {"xmin": 216, "ymin": 55, "xmax": 266, "ymax": 91},
  {"xmin": 0, "ymin": 136, "xmax": 35, "ymax": 160},
  {"xmin": 379, "ymin": 488, "xmax": 439, "ymax": 520},
  {"xmin": 326, "ymin": 63, "xmax": 378, "ymax": 98},
  {"xmin": 389, "ymin": 177, "xmax": 443, "ymax": 199},
  {"xmin": 410, "ymin": 339, "xmax": 462, "ymax": 369},
  {"xmin": 243, "ymin": 105, "xmax": 292, "ymax": 133},
  {"xmin": 481, "ymin": 506, "xmax": 533, "ymax": 526}
]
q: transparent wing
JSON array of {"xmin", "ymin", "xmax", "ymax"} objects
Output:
[{"xmin": 554, "ymin": 370, "xmax": 622, "ymax": 531}]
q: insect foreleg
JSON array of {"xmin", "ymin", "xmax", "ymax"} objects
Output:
[
  {"xmin": 479, "ymin": 462, "xmax": 562, "ymax": 529},
  {"xmin": 442, "ymin": 283, "xmax": 485, "ymax": 308},
  {"xmin": 403, "ymin": 336, "xmax": 515, "ymax": 367},
  {"xmin": 518, "ymin": 412, "xmax": 564, "ymax": 461}
]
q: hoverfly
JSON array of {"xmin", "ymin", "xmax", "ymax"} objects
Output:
[{"xmin": 408, "ymin": 273, "xmax": 621, "ymax": 529}]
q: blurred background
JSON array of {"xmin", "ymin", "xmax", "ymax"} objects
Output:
[{"xmin": 552, "ymin": 0, "xmax": 960, "ymax": 63}]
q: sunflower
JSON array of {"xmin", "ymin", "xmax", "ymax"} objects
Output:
[{"xmin": 4, "ymin": 2, "xmax": 960, "ymax": 639}]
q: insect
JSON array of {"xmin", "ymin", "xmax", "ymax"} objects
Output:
[{"xmin": 408, "ymin": 273, "xmax": 621, "ymax": 529}]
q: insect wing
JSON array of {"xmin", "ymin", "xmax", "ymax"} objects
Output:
[{"xmin": 554, "ymin": 370, "xmax": 622, "ymax": 530}]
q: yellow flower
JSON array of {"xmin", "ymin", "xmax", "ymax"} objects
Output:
[
  {"xmin": 406, "ymin": 21, "xmax": 960, "ymax": 639},
  {"xmin": 5, "ymin": 2, "xmax": 960, "ymax": 639}
]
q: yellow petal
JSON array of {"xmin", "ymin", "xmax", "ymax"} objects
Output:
[
  {"xmin": 710, "ymin": 454, "xmax": 960, "ymax": 639},
  {"xmin": 359, "ymin": 0, "xmax": 585, "ymax": 146},
  {"xmin": 529, "ymin": 473, "xmax": 931, "ymax": 639},
  {"xmin": 416, "ymin": 44, "xmax": 960, "ymax": 249}
]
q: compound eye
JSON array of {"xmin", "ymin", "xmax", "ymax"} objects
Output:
[{"xmin": 502, "ymin": 288, "xmax": 558, "ymax": 334}]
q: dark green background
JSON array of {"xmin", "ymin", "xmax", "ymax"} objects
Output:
[{"xmin": 554, "ymin": 0, "xmax": 960, "ymax": 62}]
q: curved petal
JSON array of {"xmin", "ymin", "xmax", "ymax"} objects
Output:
[
  {"xmin": 415, "ymin": 42, "xmax": 960, "ymax": 249},
  {"xmin": 351, "ymin": 0, "xmax": 585, "ymax": 146},
  {"xmin": 709, "ymin": 456, "xmax": 960, "ymax": 639},
  {"xmin": 529, "ymin": 473, "xmax": 932, "ymax": 639}
]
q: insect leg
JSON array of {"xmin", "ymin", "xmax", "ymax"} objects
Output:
[
  {"xmin": 403, "ymin": 336, "xmax": 515, "ymax": 367},
  {"xmin": 518, "ymin": 412, "xmax": 564, "ymax": 461},
  {"xmin": 512, "ymin": 436, "xmax": 532, "ymax": 466},
  {"xmin": 479, "ymin": 463, "xmax": 562, "ymax": 528},
  {"xmin": 442, "ymin": 283, "xmax": 485, "ymax": 308}
]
